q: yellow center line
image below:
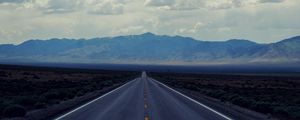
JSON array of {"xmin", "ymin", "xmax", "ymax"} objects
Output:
[{"xmin": 144, "ymin": 79, "xmax": 150, "ymax": 120}]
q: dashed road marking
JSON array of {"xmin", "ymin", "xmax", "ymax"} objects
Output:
[{"xmin": 144, "ymin": 77, "xmax": 150, "ymax": 120}]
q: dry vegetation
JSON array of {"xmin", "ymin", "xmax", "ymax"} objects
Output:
[
  {"xmin": 150, "ymin": 73, "xmax": 300, "ymax": 120},
  {"xmin": 0, "ymin": 65, "xmax": 138, "ymax": 119}
]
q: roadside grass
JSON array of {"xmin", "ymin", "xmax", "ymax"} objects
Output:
[
  {"xmin": 0, "ymin": 67, "xmax": 138, "ymax": 118},
  {"xmin": 151, "ymin": 73, "xmax": 300, "ymax": 120}
]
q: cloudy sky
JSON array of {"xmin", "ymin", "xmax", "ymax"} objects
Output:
[{"xmin": 0, "ymin": 0, "xmax": 299, "ymax": 44}]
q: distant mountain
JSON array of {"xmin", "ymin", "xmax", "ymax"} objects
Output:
[{"xmin": 0, "ymin": 32, "xmax": 299, "ymax": 64}]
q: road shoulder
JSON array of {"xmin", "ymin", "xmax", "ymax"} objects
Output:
[{"xmin": 176, "ymin": 88, "xmax": 276, "ymax": 120}]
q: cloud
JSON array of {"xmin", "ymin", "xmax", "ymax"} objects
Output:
[
  {"xmin": 0, "ymin": 0, "xmax": 81, "ymax": 13},
  {"xmin": 112, "ymin": 26, "xmax": 147, "ymax": 35},
  {"xmin": 87, "ymin": 0, "xmax": 124, "ymax": 15},
  {"xmin": 44, "ymin": 0, "xmax": 82, "ymax": 14},
  {"xmin": 175, "ymin": 22, "xmax": 205, "ymax": 34},
  {"xmin": 144, "ymin": 0, "xmax": 286, "ymax": 10},
  {"xmin": 0, "ymin": 0, "xmax": 127, "ymax": 15},
  {"xmin": 22, "ymin": 0, "xmax": 48, "ymax": 9},
  {"xmin": 0, "ymin": 0, "xmax": 298, "ymax": 44},
  {"xmin": 0, "ymin": 0, "xmax": 24, "ymax": 4},
  {"xmin": 144, "ymin": 0, "xmax": 202, "ymax": 10},
  {"xmin": 259, "ymin": 0, "xmax": 285, "ymax": 3},
  {"xmin": 144, "ymin": 0, "xmax": 175, "ymax": 6}
]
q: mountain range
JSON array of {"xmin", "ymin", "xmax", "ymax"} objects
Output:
[{"xmin": 0, "ymin": 32, "xmax": 299, "ymax": 64}]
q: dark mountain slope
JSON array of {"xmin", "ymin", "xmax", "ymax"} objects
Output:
[{"xmin": 0, "ymin": 33, "xmax": 299, "ymax": 64}]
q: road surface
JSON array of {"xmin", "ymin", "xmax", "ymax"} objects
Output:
[{"xmin": 55, "ymin": 72, "xmax": 231, "ymax": 120}]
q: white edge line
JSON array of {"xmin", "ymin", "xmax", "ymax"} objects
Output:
[
  {"xmin": 152, "ymin": 79, "xmax": 233, "ymax": 120},
  {"xmin": 54, "ymin": 79, "xmax": 136, "ymax": 120}
]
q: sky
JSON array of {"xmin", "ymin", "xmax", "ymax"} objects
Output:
[{"xmin": 0, "ymin": 0, "xmax": 299, "ymax": 44}]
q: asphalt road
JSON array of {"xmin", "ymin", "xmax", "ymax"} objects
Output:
[{"xmin": 55, "ymin": 72, "xmax": 231, "ymax": 120}]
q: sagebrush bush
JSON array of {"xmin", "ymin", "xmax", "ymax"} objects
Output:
[
  {"xmin": 34, "ymin": 102, "xmax": 46, "ymax": 109},
  {"xmin": 3, "ymin": 105, "xmax": 27, "ymax": 118},
  {"xmin": 151, "ymin": 73, "xmax": 300, "ymax": 120},
  {"xmin": 0, "ymin": 69, "xmax": 138, "ymax": 118}
]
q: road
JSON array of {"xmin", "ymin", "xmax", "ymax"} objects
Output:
[{"xmin": 55, "ymin": 72, "xmax": 231, "ymax": 120}]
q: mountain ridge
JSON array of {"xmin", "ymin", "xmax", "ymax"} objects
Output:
[{"xmin": 0, "ymin": 33, "xmax": 299, "ymax": 64}]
